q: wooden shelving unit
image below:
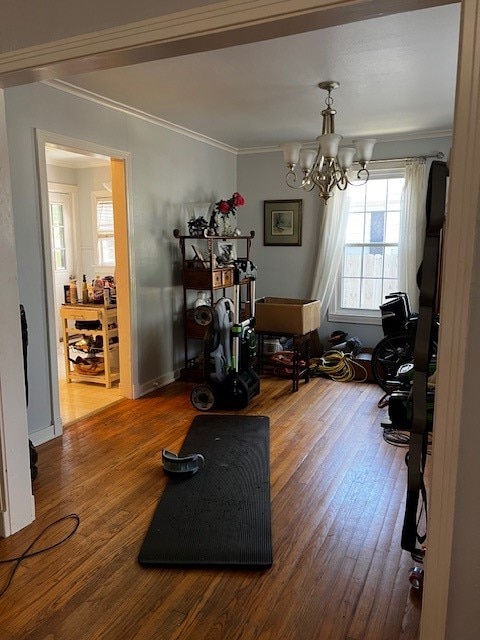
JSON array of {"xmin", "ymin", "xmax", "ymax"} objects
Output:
[
  {"xmin": 60, "ymin": 303, "xmax": 120, "ymax": 388},
  {"xmin": 174, "ymin": 229, "xmax": 255, "ymax": 381}
]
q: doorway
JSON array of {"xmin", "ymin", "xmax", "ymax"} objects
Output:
[
  {"xmin": 48, "ymin": 185, "xmax": 77, "ymax": 342},
  {"xmin": 37, "ymin": 132, "xmax": 133, "ymax": 431}
]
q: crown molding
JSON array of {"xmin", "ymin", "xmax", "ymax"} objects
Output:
[
  {"xmin": 43, "ymin": 80, "xmax": 238, "ymax": 154},
  {"xmin": 238, "ymin": 129, "xmax": 453, "ymax": 155}
]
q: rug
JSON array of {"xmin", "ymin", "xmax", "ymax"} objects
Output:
[{"xmin": 138, "ymin": 414, "xmax": 272, "ymax": 568}]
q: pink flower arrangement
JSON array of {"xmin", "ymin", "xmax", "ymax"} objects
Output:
[{"xmin": 214, "ymin": 192, "xmax": 245, "ymax": 217}]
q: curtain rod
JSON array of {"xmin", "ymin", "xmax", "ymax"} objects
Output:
[{"xmin": 367, "ymin": 151, "xmax": 445, "ymax": 164}]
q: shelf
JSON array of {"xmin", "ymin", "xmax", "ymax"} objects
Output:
[
  {"xmin": 173, "ymin": 229, "xmax": 255, "ymax": 240},
  {"xmin": 175, "ymin": 230, "xmax": 256, "ymax": 376},
  {"xmin": 183, "ymin": 266, "xmax": 233, "ymax": 289},
  {"xmin": 60, "ymin": 304, "xmax": 119, "ymax": 388},
  {"xmin": 256, "ymin": 331, "xmax": 311, "ymax": 392}
]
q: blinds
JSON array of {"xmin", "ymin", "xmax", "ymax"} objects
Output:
[{"xmin": 97, "ymin": 198, "xmax": 114, "ymax": 235}]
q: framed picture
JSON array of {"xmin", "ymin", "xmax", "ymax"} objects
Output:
[
  {"xmin": 217, "ymin": 240, "xmax": 237, "ymax": 265},
  {"xmin": 191, "ymin": 245, "xmax": 205, "ymax": 262},
  {"xmin": 264, "ymin": 199, "xmax": 302, "ymax": 246}
]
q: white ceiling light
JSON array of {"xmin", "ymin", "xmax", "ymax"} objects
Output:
[{"xmin": 281, "ymin": 81, "xmax": 376, "ymax": 203}]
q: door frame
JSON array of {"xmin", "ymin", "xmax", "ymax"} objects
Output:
[
  {"xmin": 35, "ymin": 130, "xmax": 134, "ymax": 436},
  {"xmin": 47, "ymin": 183, "xmax": 79, "ymax": 342}
]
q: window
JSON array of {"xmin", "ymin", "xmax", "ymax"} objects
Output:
[
  {"xmin": 95, "ymin": 195, "xmax": 115, "ymax": 266},
  {"xmin": 50, "ymin": 202, "xmax": 67, "ymax": 270},
  {"xmin": 332, "ymin": 170, "xmax": 405, "ymax": 323}
]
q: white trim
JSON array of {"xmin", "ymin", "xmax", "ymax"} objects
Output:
[
  {"xmin": 329, "ymin": 168, "xmax": 405, "ymax": 323},
  {"xmin": 134, "ymin": 372, "xmax": 176, "ymax": 399},
  {"xmin": 44, "ymin": 80, "xmax": 238, "ymax": 154},
  {"xmin": 29, "ymin": 424, "xmax": 58, "ymax": 447},
  {"xmin": 238, "ymin": 131, "xmax": 454, "ymax": 155},
  {"xmin": 0, "ymin": 1, "xmax": 427, "ymax": 79},
  {"xmin": 91, "ymin": 190, "xmax": 115, "ymax": 269},
  {"xmin": 47, "ymin": 182, "xmax": 80, "ymax": 419},
  {"xmin": 48, "ymin": 182, "xmax": 81, "ymax": 288},
  {"xmin": 420, "ymin": 1, "xmax": 480, "ymax": 637},
  {"xmin": 0, "ymin": 0, "xmax": 317, "ymax": 72},
  {"xmin": 0, "ymin": 89, "xmax": 35, "ymax": 536},
  {"xmin": 328, "ymin": 309, "xmax": 381, "ymax": 325},
  {"xmin": 36, "ymin": 131, "xmax": 136, "ymax": 430}
]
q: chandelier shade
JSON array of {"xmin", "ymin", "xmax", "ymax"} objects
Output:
[{"xmin": 280, "ymin": 82, "xmax": 376, "ymax": 202}]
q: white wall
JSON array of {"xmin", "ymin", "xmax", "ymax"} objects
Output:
[
  {"xmin": 238, "ymin": 135, "xmax": 452, "ymax": 348},
  {"xmin": 5, "ymin": 81, "xmax": 236, "ymax": 438}
]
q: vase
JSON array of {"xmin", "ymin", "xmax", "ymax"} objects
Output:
[{"xmin": 218, "ymin": 213, "xmax": 236, "ymax": 236}]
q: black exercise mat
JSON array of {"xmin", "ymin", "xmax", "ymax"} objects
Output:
[{"xmin": 138, "ymin": 414, "xmax": 272, "ymax": 568}]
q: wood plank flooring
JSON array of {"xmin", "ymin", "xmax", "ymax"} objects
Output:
[
  {"xmin": 0, "ymin": 376, "xmax": 423, "ymax": 640},
  {"xmin": 57, "ymin": 346, "xmax": 124, "ymax": 426}
]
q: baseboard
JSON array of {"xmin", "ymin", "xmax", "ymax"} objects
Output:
[
  {"xmin": 0, "ymin": 491, "xmax": 35, "ymax": 538},
  {"xmin": 135, "ymin": 371, "xmax": 177, "ymax": 398},
  {"xmin": 0, "ymin": 510, "xmax": 10, "ymax": 538},
  {"xmin": 29, "ymin": 423, "xmax": 58, "ymax": 447}
]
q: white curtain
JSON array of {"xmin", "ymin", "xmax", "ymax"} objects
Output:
[
  {"xmin": 310, "ymin": 186, "xmax": 351, "ymax": 323},
  {"xmin": 398, "ymin": 159, "xmax": 427, "ymax": 312}
]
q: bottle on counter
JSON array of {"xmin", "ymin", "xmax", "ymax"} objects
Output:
[
  {"xmin": 69, "ymin": 277, "xmax": 78, "ymax": 304},
  {"xmin": 93, "ymin": 276, "xmax": 104, "ymax": 304},
  {"xmin": 103, "ymin": 284, "xmax": 111, "ymax": 306},
  {"xmin": 82, "ymin": 274, "xmax": 89, "ymax": 304}
]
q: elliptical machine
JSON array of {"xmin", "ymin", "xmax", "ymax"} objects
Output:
[{"xmin": 190, "ymin": 259, "xmax": 260, "ymax": 411}]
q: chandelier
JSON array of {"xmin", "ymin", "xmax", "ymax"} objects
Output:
[{"xmin": 280, "ymin": 81, "xmax": 377, "ymax": 203}]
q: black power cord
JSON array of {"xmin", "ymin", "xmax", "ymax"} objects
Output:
[{"xmin": 0, "ymin": 513, "xmax": 80, "ymax": 598}]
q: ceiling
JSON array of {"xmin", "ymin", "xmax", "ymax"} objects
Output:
[{"xmin": 50, "ymin": 3, "xmax": 460, "ymax": 155}]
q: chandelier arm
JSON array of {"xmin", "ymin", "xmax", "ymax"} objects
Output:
[
  {"xmin": 310, "ymin": 169, "xmax": 324, "ymax": 189},
  {"xmin": 285, "ymin": 169, "xmax": 303, "ymax": 189},
  {"xmin": 343, "ymin": 166, "xmax": 370, "ymax": 187},
  {"xmin": 316, "ymin": 153, "xmax": 325, "ymax": 173},
  {"xmin": 309, "ymin": 148, "xmax": 324, "ymax": 175},
  {"xmin": 356, "ymin": 167, "xmax": 370, "ymax": 182},
  {"xmin": 302, "ymin": 179, "xmax": 316, "ymax": 192},
  {"xmin": 331, "ymin": 164, "xmax": 348, "ymax": 189}
]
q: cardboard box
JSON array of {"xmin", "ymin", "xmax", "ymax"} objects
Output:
[{"xmin": 252, "ymin": 297, "xmax": 321, "ymax": 335}]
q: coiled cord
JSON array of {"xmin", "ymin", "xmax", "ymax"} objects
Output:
[
  {"xmin": 0, "ymin": 513, "xmax": 80, "ymax": 597},
  {"xmin": 310, "ymin": 350, "xmax": 368, "ymax": 382}
]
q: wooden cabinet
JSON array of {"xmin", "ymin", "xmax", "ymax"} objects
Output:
[
  {"xmin": 60, "ymin": 304, "xmax": 120, "ymax": 388},
  {"xmin": 174, "ymin": 229, "xmax": 255, "ymax": 380}
]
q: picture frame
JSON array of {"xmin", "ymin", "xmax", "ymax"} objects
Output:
[
  {"xmin": 217, "ymin": 240, "xmax": 237, "ymax": 265},
  {"xmin": 191, "ymin": 244, "xmax": 209, "ymax": 268},
  {"xmin": 191, "ymin": 245, "xmax": 205, "ymax": 262},
  {"xmin": 263, "ymin": 199, "xmax": 302, "ymax": 246}
]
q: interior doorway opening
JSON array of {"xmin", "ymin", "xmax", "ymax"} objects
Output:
[{"xmin": 37, "ymin": 132, "xmax": 133, "ymax": 432}]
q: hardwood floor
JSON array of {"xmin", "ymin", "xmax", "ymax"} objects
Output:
[
  {"xmin": 57, "ymin": 346, "xmax": 123, "ymax": 426},
  {"xmin": 0, "ymin": 375, "xmax": 423, "ymax": 640}
]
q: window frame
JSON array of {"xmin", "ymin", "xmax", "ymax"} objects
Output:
[
  {"xmin": 328, "ymin": 165, "xmax": 406, "ymax": 325},
  {"xmin": 92, "ymin": 189, "xmax": 115, "ymax": 268},
  {"xmin": 49, "ymin": 201, "xmax": 67, "ymax": 272}
]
